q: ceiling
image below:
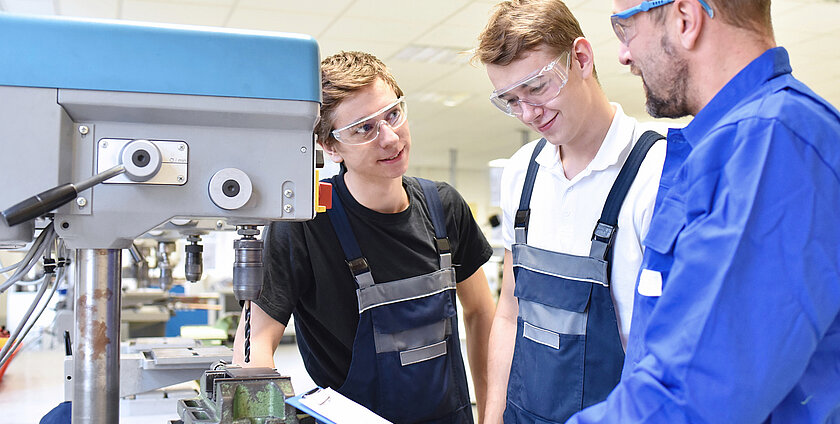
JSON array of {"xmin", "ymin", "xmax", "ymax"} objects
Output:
[{"xmin": 1, "ymin": 0, "xmax": 838, "ymax": 171}]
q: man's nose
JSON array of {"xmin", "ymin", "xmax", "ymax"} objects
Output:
[
  {"xmin": 519, "ymin": 102, "xmax": 542, "ymax": 125},
  {"xmin": 618, "ymin": 42, "xmax": 633, "ymax": 66},
  {"xmin": 376, "ymin": 121, "xmax": 399, "ymax": 145}
]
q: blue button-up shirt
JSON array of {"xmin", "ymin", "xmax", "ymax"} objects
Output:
[{"xmin": 567, "ymin": 47, "xmax": 840, "ymax": 423}]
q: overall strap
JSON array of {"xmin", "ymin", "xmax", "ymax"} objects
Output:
[
  {"xmin": 325, "ymin": 177, "xmax": 375, "ymax": 289},
  {"xmin": 416, "ymin": 177, "xmax": 452, "ymax": 269},
  {"xmin": 515, "ymin": 138, "xmax": 548, "ymax": 244},
  {"xmin": 590, "ymin": 130, "xmax": 665, "ymax": 260}
]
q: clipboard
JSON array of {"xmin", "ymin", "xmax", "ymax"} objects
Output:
[
  {"xmin": 287, "ymin": 389, "xmax": 333, "ymax": 424},
  {"xmin": 287, "ymin": 387, "xmax": 392, "ymax": 424}
]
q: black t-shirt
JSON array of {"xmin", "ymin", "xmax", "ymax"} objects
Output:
[{"xmin": 255, "ymin": 173, "xmax": 492, "ymax": 389}]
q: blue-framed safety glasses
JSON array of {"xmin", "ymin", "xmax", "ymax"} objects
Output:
[{"xmin": 611, "ymin": 0, "xmax": 715, "ymax": 44}]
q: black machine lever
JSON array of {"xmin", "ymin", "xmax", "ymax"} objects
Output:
[{"xmin": 1, "ymin": 164, "xmax": 125, "ymax": 227}]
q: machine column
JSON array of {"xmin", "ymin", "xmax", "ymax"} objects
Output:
[{"xmin": 73, "ymin": 249, "xmax": 122, "ymax": 424}]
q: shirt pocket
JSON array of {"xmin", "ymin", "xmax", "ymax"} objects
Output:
[{"xmin": 640, "ymin": 196, "xmax": 686, "ymax": 294}]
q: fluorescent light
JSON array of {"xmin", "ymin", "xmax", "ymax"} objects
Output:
[
  {"xmin": 412, "ymin": 92, "xmax": 471, "ymax": 108},
  {"xmin": 392, "ymin": 44, "xmax": 469, "ymax": 64}
]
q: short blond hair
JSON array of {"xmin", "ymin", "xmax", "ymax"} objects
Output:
[
  {"xmin": 316, "ymin": 51, "xmax": 404, "ymax": 149},
  {"xmin": 474, "ymin": 0, "xmax": 586, "ymax": 66}
]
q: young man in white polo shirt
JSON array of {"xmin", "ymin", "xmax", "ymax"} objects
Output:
[{"xmin": 474, "ymin": 1, "xmax": 666, "ymax": 423}]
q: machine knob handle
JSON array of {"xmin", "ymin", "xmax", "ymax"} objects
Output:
[
  {"xmin": 1, "ymin": 184, "xmax": 76, "ymax": 227},
  {"xmin": 1, "ymin": 164, "xmax": 125, "ymax": 227}
]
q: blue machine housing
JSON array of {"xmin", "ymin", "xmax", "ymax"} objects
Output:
[{"xmin": 0, "ymin": 12, "xmax": 321, "ymax": 102}]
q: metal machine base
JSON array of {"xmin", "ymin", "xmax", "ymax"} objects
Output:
[{"xmin": 173, "ymin": 365, "xmax": 313, "ymax": 424}]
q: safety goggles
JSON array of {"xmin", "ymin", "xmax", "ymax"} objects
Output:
[
  {"xmin": 611, "ymin": 0, "xmax": 714, "ymax": 44},
  {"xmin": 489, "ymin": 51, "xmax": 571, "ymax": 116},
  {"xmin": 331, "ymin": 97, "xmax": 407, "ymax": 145}
]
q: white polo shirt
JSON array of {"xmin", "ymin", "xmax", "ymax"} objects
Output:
[{"xmin": 501, "ymin": 104, "xmax": 667, "ymax": 349}]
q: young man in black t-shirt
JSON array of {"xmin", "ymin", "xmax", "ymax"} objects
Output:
[{"xmin": 233, "ymin": 51, "xmax": 495, "ymax": 424}]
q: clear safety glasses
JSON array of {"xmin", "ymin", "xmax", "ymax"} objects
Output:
[
  {"xmin": 489, "ymin": 51, "xmax": 571, "ymax": 116},
  {"xmin": 611, "ymin": 0, "xmax": 714, "ymax": 45},
  {"xmin": 331, "ymin": 97, "xmax": 407, "ymax": 145}
]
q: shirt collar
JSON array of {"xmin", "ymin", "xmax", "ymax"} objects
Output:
[
  {"xmin": 681, "ymin": 47, "xmax": 792, "ymax": 147},
  {"xmin": 535, "ymin": 103, "xmax": 635, "ymax": 179}
]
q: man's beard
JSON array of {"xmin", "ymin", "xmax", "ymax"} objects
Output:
[{"xmin": 641, "ymin": 35, "xmax": 692, "ymax": 119}]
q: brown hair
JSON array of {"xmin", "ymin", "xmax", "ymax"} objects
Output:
[
  {"xmin": 651, "ymin": 0, "xmax": 772, "ymax": 35},
  {"xmin": 316, "ymin": 51, "xmax": 404, "ymax": 149},
  {"xmin": 474, "ymin": 0, "xmax": 586, "ymax": 66}
]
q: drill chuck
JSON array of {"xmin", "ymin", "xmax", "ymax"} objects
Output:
[
  {"xmin": 232, "ymin": 237, "xmax": 263, "ymax": 302},
  {"xmin": 185, "ymin": 241, "xmax": 203, "ymax": 283}
]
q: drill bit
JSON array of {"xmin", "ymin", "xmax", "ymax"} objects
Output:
[
  {"xmin": 233, "ymin": 225, "xmax": 263, "ymax": 365},
  {"xmin": 244, "ymin": 300, "xmax": 252, "ymax": 363}
]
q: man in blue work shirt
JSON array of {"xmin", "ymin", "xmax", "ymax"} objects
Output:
[{"xmin": 567, "ymin": 0, "xmax": 840, "ymax": 423}]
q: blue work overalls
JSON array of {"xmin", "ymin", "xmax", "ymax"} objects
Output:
[
  {"xmin": 504, "ymin": 132, "xmax": 663, "ymax": 423},
  {"xmin": 324, "ymin": 177, "xmax": 473, "ymax": 424}
]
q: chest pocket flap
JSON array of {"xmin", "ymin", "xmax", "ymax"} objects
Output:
[
  {"xmin": 513, "ymin": 245, "xmax": 599, "ymax": 313},
  {"xmin": 644, "ymin": 197, "xmax": 686, "ymax": 257},
  {"xmin": 370, "ymin": 290, "xmax": 456, "ymax": 335},
  {"xmin": 640, "ymin": 197, "xmax": 686, "ymax": 284}
]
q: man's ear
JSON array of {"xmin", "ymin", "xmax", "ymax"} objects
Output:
[
  {"xmin": 319, "ymin": 139, "xmax": 344, "ymax": 163},
  {"xmin": 572, "ymin": 37, "xmax": 596, "ymax": 80},
  {"xmin": 672, "ymin": 0, "xmax": 705, "ymax": 50}
]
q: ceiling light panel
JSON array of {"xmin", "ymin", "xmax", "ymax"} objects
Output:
[
  {"xmin": 227, "ymin": 9, "xmax": 332, "ymax": 35},
  {"xmin": 2, "ymin": 0, "xmax": 55, "ymax": 15},
  {"xmin": 392, "ymin": 45, "xmax": 470, "ymax": 64},
  {"xmin": 320, "ymin": 15, "xmax": 428, "ymax": 43}
]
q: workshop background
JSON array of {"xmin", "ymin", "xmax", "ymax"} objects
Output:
[{"xmin": 0, "ymin": 0, "xmax": 838, "ymax": 422}]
